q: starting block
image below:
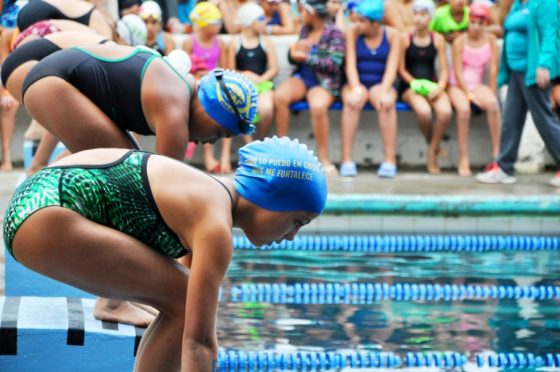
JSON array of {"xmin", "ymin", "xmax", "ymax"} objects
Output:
[{"xmin": 0, "ymin": 296, "xmax": 142, "ymax": 371}]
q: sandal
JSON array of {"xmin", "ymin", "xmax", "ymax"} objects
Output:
[{"xmin": 377, "ymin": 162, "xmax": 397, "ymax": 178}]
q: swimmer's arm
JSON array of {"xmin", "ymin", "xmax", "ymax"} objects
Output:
[
  {"xmin": 153, "ymin": 103, "xmax": 189, "ymax": 160},
  {"xmin": 143, "ymin": 71, "xmax": 190, "ymax": 160},
  {"xmin": 182, "ymin": 223, "xmax": 233, "ymax": 371}
]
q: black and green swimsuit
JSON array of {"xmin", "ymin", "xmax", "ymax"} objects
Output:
[{"xmin": 3, "ymin": 150, "xmax": 187, "ymax": 260}]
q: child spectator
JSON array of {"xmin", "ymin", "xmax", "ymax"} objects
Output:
[
  {"xmin": 259, "ymin": 0, "xmax": 296, "ymax": 35},
  {"xmin": 183, "ymin": 1, "xmax": 227, "ymax": 173},
  {"xmin": 273, "ymin": 0, "xmax": 344, "ymax": 175},
  {"xmin": 219, "ymin": 2, "xmax": 278, "ymax": 172},
  {"xmin": 399, "ymin": 0, "xmax": 452, "ymax": 175},
  {"xmin": 339, "ymin": 0, "xmax": 400, "ymax": 178},
  {"xmin": 139, "ymin": 0, "xmax": 175, "ymax": 55},
  {"xmin": 448, "ymin": 2, "xmax": 500, "ymax": 176},
  {"xmin": 430, "ymin": 0, "xmax": 468, "ymax": 43}
]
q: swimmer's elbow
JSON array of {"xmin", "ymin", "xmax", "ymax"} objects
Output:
[{"xmin": 183, "ymin": 338, "xmax": 218, "ymax": 368}]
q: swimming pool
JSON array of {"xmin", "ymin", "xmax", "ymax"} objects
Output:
[
  {"xmin": 2, "ymin": 233, "xmax": 559, "ymax": 370},
  {"xmin": 216, "ymin": 240, "xmax": 560, "ymax": 369}
]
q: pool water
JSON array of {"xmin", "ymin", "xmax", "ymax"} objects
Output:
[{"xmin": 217, "ymin": 249, "xmax": 560, "ymax": 357}]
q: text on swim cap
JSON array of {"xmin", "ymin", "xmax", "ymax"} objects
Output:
[{"xmin": 245, "ymin": 157, "xmax": 321, "ymax": 180}]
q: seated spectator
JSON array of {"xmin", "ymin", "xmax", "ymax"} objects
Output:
[
  {"xmin": 429, "ymin": 0, "xmax": 468, "ymax": 43},
  {"xmin": 399, "ymin": 0, "xmax": 452, "ymax": 175},
  {"xmin": 16, "ymin": 0, "xmax": 113, "ymax": 38},
  {"xmin": 227, "ymin": 2, "xmax": 278, "ymax": 139},
  {"xmin": 477, "ymin": 0, "xmax": 560, "ymax": 187},
  {"xmin": 448, "ymin": 2, "xmax": 500, "ymax": 176},
  {"xmin": 383, "ymin": 0, "xmax": 415, "ymax": 33},
  {"xmin": 273, "ymin": 0, "xmax": 344, "ymax": 175},
  {"xmin": 139, "ymin": 1, "xmax": 175, "ymax": 55},
  {"xmin": 472, "ymin": 0, "xmax": 503, "ymax": 37},
  {"xmin": 259, "ymin": 0, "xmax": 296, "ymax": 35},
  {"xmin": 339, "ymin": 0, "xmax": 400, "ymax": 178},
  {"xmin": 218, "ymin": 2, "xmax": 278, "ymax": 172},
  {"xmin": 327, "ymin": 0, "xmax": 344, "ymax": 29},
  {"xmin": 183, "ymin": 1, "xmax": 227, "ymax": 173}
]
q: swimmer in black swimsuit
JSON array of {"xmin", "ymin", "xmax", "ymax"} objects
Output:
[{"xmin": 21, "ymin": 44, "xmax": 258, "ymax": 161}]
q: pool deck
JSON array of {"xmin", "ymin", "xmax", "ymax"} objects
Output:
[{"xmin": 1, "ymin": 167, "xmax": 559, "ymax": 296}]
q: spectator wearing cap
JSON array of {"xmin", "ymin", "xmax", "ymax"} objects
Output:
[
  {"xmin": 429, "ymin": 0, "xmax": 469, "ymax": 43},
  {"xmin": 470, "ymin": 0, "xmax": 503, "ymax": 37},
  {"xmin": 183, "ymin": 1, "xmax": 228, "ymax": 173},
  {"xmin": 258, "ymin": 0, "xmax": 296, "ymax": 35},
  {"xmin": 477, "ymin": 0, "xmax": 560, "ymax": 188},
  {"xmin": 218, "ymin": 2, "xmax": 279, "ymax": 172},
  {"xmin": 399, "ymin": 0, "xmax": 452, "ymax": 175},
  {"xmin": 139, "ymin": 0, "xmax": 175, "ymax": 55},
  {"xmin": 448, "ymin": 2, "xmax": 500, "ymax": 177},
  {"xmin": 273, "ymin": 0, "xmax": 345, "ymax": 175},
  {"xmin": 339, "ymin": 0, "xmax": 401, "ymax": 178}
]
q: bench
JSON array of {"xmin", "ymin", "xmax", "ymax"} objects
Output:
[{"xmin": 290, "ymin": 101, "xmax": 412, "ymax": 112}]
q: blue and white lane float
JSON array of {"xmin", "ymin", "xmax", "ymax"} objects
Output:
[
  {"xmin": 1, "ymin": 297, "xmax": 560, "ymax": 371},
  {"xmin": 233, "ymin": 234, "xmax": 560, "ymax": 252}
]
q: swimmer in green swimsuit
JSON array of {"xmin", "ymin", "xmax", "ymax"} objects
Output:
[{"xmin": 3, "ymin": 137, "xmax": 327, "ymax": 371}]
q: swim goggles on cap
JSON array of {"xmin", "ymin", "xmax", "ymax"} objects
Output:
[{"xmin": 214, "ymin": 68, "xmax": 253, "ymax": 135}]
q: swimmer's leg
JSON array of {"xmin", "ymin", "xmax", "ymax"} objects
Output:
[
  {"xmin": 23, "ymin": 76, "xmax": 133, "ymax": 152},
  {"xmin": 12, "ymin": 207, "xmax": 187, "ymax": 371}
]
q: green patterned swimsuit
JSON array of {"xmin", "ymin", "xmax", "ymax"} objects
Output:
[{"xmin": 3, "ymin": 150, "xmax": 187, "ymax": 260}]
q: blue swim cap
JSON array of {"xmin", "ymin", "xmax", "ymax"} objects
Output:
[
  {"xmin": 234, "ymin": 136, "xmax": 328, "ymax": 214},
  {"xmin": 355, "ymin": 0, "xmax": 384, "ymax": 22},
  {"xmin": 198, "ymin": 68, "xmax": 257, "ymax": 135}
]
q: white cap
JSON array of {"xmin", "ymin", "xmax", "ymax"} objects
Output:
[
  {"xmin": 139, "ymin": 0, "xmax": 163, "ymax": 21},
  {"xmin": 237, "ymin": 2, "xmax": 266, "ymax": 27},
  {"xmin": 412, "ymin": 0, "xmax": 436, "ymax": 17},
  {"xmin": 164, "ymin": 49, "xmax": 192, "ymax": 80},
  {"xmin": 116, "ymin": 14, "xmax": 148, "ymax": 46}
]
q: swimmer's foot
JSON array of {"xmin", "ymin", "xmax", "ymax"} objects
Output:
[
  {"xmin": 131, "ymin": 302, "xmax": 159, "ymax": 317},
  {"xmin": 93, "ymin": 298, "xmax": 156, "ymax": 327}
]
